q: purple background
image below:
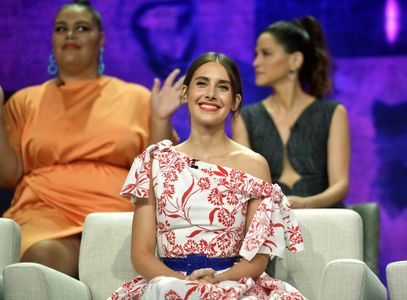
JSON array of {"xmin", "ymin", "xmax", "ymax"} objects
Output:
[{"xmin": 1, "ymin": 0, "xmax": 406, "ymax": 284}]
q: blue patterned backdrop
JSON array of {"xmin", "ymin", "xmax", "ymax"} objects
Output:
[{"xmin": 0, "ymin": 0, "xmax": 406, "ymax": 284}]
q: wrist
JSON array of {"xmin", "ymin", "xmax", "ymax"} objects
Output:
[
  {"xmin": 151, "ymin": 114, "xmax": 171, "ymax": 123},
  {"xmin": 213, "ymin": 272, "xmax": 225, "ymax": 283},
  {"xmin": 176, "ymin": 272, "xmax": 188, "ymax": 280}
]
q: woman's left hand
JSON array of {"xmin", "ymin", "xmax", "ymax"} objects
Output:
[
  {"xmin": 186, "ymin": 268, "xmax": 216, "ymax": 282},
  {"xmin": 151, "ymin": 68, "xmax": 185, "ymax": 119}
]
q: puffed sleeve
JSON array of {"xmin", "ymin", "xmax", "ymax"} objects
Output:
[
  {"xmin": 120, "ymin": 140, "xmax": 174, "ymax": 203},
  {"xmin": 120, "ymin": 143, "xmax": 160, "ymax": 203},
  {"xmin": 239, "ymin": 184, "xmax": 304, "ymax": 261}
]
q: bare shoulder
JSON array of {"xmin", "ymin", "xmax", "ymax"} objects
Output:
[
  {"xmin": 330, "ymin": 104, "xmax": 350, "ymax": 130},
  {"xmin": 229, "ymin": 141, "xmax": 271, "ymax": 183},
  {"xmin": 333, "ymin": 104, "xmax": 348, "ymax": 119}
]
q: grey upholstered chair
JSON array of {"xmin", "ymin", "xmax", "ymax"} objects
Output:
[
  {"xmin": 3, "ymin": 209, "xmax": 386, "ymax": 300},
  {"xmin": 348, "ymin": 202, "xmax": 380, "ymax": 275},
  {"xmin": 0, "ymin": 218, "xmax": 21, "ymax": 300},
  {"xmin": 386, "ymin": 260, "xmax": 407, "ymax": 300}
]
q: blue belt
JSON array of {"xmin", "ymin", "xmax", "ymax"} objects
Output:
[{"xmin": 161, "ymin": 254, "xmax": 240, "ymax": 275}]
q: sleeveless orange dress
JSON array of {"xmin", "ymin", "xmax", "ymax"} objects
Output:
[{"xmin": 3, "ymin": 76, "xmax": 150, "ymax": 254}]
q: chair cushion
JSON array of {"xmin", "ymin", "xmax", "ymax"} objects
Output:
[
  {"xmin": 0, "ymin": 218, "xmax": 21, "ymax": 271},
  {"xmin": 79, "ymin": 212, "xmax": 137, "ymax": 300}
]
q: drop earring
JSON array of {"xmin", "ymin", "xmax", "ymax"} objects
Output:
[
  {"xmin": 47, "ymin": 52, "xmax": 58, "ymax": 76},
  {"xmin": 98, "ymin": 47, "xmax": 105, "ymax": 75}
]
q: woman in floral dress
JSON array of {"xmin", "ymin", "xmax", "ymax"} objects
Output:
[{"xmin": 110, "ymin": 52, "xmax": 306, "ymax": 299}]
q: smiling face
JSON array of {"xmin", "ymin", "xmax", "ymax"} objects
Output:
[
  {"xmin": 183, "ymin": 61, "xmax": 241, "ymax": 128},
  {"xmin": 253, "ymin": 32, "xmax": 294, "ymax": 87},
  {"xmin": 52, "ymin": 6, "xmax": 104, "ymax": 76}
]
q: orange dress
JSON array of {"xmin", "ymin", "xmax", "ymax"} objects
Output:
[{"xmin": 3, "ymin": 76, "xmax": 151, "ymax": 254}]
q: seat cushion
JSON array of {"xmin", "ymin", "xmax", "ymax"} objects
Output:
[{"xmin": 79, "ymin": 212, "xmax": 137, "ymax": 300}]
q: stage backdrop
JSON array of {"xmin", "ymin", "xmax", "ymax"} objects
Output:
[{"xmin": 0, "ymin": 0, "xmax": 406, "ymax": 284}]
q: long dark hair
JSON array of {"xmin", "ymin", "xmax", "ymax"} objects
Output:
[
  {"xmin": 56, "ymin": 0, "xmax": 103, "ymax": 32},
  {"xmin": 183, "ymin": 52, "xmax": 243, "ymax": 117},
  {"xmin": 263, "ymin": 16, "xmax": 331, "ymax": 98}
]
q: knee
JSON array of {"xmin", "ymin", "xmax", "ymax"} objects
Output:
[
  {"xmin": 21, "ymin": 240, "xmax": 66, "ymax": 264},
  {"xmin": 21, "ymin": 239, "xmax": 80, "ymax": 278}
]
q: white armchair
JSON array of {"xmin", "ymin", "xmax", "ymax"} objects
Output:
[
  {"xmin": 275, "ymin": 209, "xmax": 386, "ymax": 300},
  {"xmin": 3, "ymin": 209, "xmax": 387, "ymax": 300},
  {"xmin": 386, "ymin": 260, "xmax": 407, "ymax": 300},
  {"xmin": 0, "ymin": 218, "xmax": 20, "ymax": 300}
]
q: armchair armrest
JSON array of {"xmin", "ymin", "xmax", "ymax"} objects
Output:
[
  {"xmin": 386, "ymin": 260, "xmax": 407, "ymax": 300},
  {"xmin": 0, "ymin": 218, "xmax": 20, "ymax": 300},
  {"xmin": 0, "ymin": 218, "xmax": 20, "ymax": 270},
  {"xmin": 318, "ymin": 258, "xmax": 386, "ymax": 300},
  {"xmin": 3, "ymin": 263, "xmax": 91, "ymax": 300}
]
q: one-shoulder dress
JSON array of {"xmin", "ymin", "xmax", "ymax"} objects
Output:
[{"xmin": 111, "ymin": 140, "xmax": 306, "ymax": 300}]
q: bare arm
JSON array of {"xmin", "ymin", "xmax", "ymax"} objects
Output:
[
  {"xmin": 289, "ymin": 104, "xmax": 350, "ymax": 208},
  {"xmin": 149, "ymin": 69, "xmax": 184, "ymax": 145},
  {"xmin": 131, "ymin": 181, "xmax": 185, "ymax": 281},
  {"xmin": 0, "ymin": 86, "xmax": 23, "ymax": 187},
  {"xmin": 231, "ymin": 114, "xmax": 251, "ymax": 148}
]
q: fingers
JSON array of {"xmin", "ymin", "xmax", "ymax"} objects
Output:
[
  {"xmin": 152, "ymin": 78, "xmax": 160, "ymax": 95},
  {"xmin": 187, "ymin": 268, "xmax": 216, "ymax": 281},
  {"xmin": 200, "ymin": 275, "xmax": 217, "ymax": 284},
  {"xmin": 164, "ymin": 68, "xmax": 181, "ymax": 86},
  {"xmin": 174, "ymin": 75, "xmax": 185, "ymax": 90}
]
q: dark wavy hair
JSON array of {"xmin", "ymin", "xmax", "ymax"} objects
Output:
[
  {"xmin": 183, "ymin": 52, "xmax": 243, "ymax": 117},
  {"xmin": 56, "ymin": 0, "xmax": 103, "ymax": 31},
  {"xmin": 263, "ymin": 16, "xmax": 332, "ymax": 98}
]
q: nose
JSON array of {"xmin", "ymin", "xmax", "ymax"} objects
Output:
[
  {"xmin": 66, "ymin": 30, "xmax": 74, "ymax": 39},
  {"xmin": 253, "ymin": 55, "xmax": 260, "ymax": 67},
  {"xmin": 206, "ymin": 84, "xmax": 216, "ymax": 99}
]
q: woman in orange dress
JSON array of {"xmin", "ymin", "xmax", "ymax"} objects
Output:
[{"xmin": 0, "ymin": 0, "xmax": 181, "ymax": 278}]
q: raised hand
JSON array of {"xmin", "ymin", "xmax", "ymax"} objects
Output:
[{"xmin": 151, "ymin": 69, "xmax": 185, "ymax": 120}]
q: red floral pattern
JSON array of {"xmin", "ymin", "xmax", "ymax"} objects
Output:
[{"xmin": 111, "ymin": 140, "xmax": 305, "ymax": 300}]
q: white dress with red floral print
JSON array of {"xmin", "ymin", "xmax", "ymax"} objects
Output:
[{"xmin": 110, "ymin": 140, "xmax": 306, "ymax": 300}]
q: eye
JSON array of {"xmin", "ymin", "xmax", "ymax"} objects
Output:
[
  {"xmin": 262, "ymin": 49, "xmax": 273, "ymax": 56},
  {"xmin": 218, "ymin": 84, "xmax": 230, "ymax": 91},
  {"xmin": 77, "ymin": 25, "xmax": 90, "ymax": 32},
  {"xmin": 54, "ymin": 25, "xmax": 66, "ymax": 33},
  {"xmin": 196, "ymin": 80, "xmax": 207, "ymax": 87}
]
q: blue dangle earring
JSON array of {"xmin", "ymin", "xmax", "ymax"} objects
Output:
[
  {"xmin": 98, "ymin": 47, "xmax": 105, "ymax": 75},
  {"xmin": 47, "ymin": 52, "xmax": 58, "ymax": 75}
]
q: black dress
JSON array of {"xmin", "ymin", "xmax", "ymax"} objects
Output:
[{"xmin": 241, "ymin": 99, "xmax": 343, "ymax": 207}]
